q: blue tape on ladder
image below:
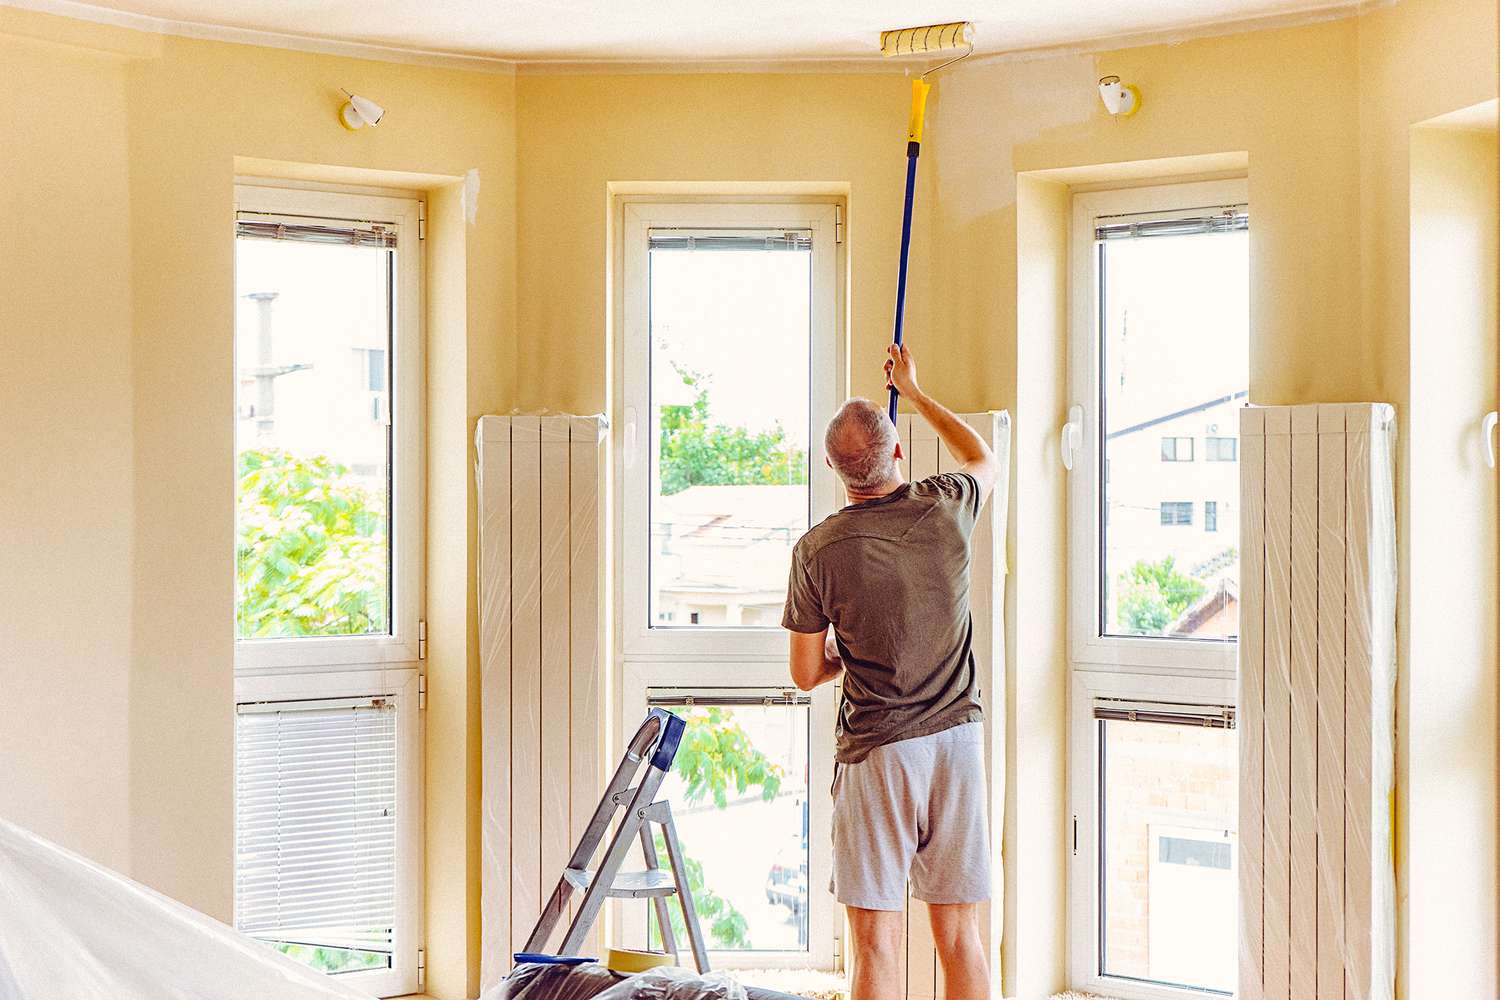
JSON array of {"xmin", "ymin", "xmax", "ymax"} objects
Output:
[{"xmin": 647, "ymin": 707, "xmax": 686, "ymax": 772}]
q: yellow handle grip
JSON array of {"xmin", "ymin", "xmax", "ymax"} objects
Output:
[{"xmin": 907, "ymin": 78, "xmax": 932, "ymax": 144}]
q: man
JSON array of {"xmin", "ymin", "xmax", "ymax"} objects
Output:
[{"xmin": 782, "ymin": 343, "xmax": 998, "ymax": 1000}]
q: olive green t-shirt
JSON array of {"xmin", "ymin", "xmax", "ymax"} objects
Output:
[{"xmin": 782, "ymin": 472, "xmax": 986, "ymax": 764}]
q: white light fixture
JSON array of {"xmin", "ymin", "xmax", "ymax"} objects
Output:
[
  {"xmin": 339, "ymin": 91, "xmax": 386, "ymax": 130},
  {"xmin": 1098, "ymin": 75, "xmax": 1140, "ymax": 117}
]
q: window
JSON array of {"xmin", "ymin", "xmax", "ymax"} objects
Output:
[
  {"xmin": 233, "ymin": 184, "xmax": 424, "ymax": 996},
  {"xmin": 1097, "ymin": 702, "xmax": 1237, "ymax": 993},
  {"xmin": 1067, "ymin": 180, "xmax": 1244, "ymax": 999},
  {"xmin": 1205, "ymin": 436, "xmax": 1237, "ymax": 462},
  {"xmin": 618, "ymin": 200, "xmax": 842, "ymax": 969},
  {"xmin": 1159, "ymin": 501, "xmax": 1193, "ymax": 527},
  {"xmin": 1069, "ymin": 179, "xmax": 1248, "ymax": 654},
  {"xmin": 1070, "ymin": 675, "xmax": 1238, "ymax": 999},
  {"xmin": 641, "ymin": 693, "xmax": 818, "ymax": 955},
  {"xmin": 1160, "ymin": 437, "xmax": 1194, "ymax": 462},
  {"xmin": 365, "ymin": 347, "xmax": 387, "ymax": 393}
]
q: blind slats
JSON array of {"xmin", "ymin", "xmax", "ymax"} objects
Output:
[
  {"xmin": 235, "ymin": 217, "xmax": 397, "ymax": 249},
  {"xmin": 648, "ymin": 231, "xmax": 812, "ymax": 252},
  {"xmin": 235, "ymin": 698, "xmax": 398, "ymax": 956},
  {"xmin": 1095, "ymin": 209, "xmax": 1249, "ymax": 241},
  {"xmin": 1094, "ymin": 697, "xmax": 1236, "ymax": 729}
]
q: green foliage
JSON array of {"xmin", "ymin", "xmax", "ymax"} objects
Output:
[
  {"xmin": 647, "ymin": 707, "xmax": 786, "ymax": 951},
  {"xmin": 273, "ymin": 942, "xmax": 386, "ymax": 975},
  {"xmin": 236, "ymin": 448, "xmax": 387, "ymax": 638},
  {"xmin": 658, "ymin": 366, "xmax": 807, "ymax": 497},
  {"xmin": 672, "ymin": 706, "xmax": 784, "ymax": 809},
  {"xmin": 649, "ymin": 831, "xmax": 751, "ymax": 951},
  {"xmin": 1116, "ymin": 555, "xmax": 1207, "ymax": 635}
]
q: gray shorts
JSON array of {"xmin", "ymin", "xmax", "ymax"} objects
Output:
[{"xmin": 830, "ymin": 722, "xmax": 992, "ymax": 910}]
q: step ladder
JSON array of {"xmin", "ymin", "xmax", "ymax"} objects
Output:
[{"xmin": 523, "ymin": 708, "xmax": 710, "ymax": 972}]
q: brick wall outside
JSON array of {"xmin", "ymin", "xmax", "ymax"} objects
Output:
[{"xmin": 1100, "ymin": 719, "xmax": 1237, "ymax": 979}]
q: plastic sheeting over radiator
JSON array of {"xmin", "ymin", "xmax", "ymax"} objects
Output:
[
  {"xmin": 1238, "ymin": 404, "xmax": 1397, "ymax": 1000},
  {"xmin": 0, "ymin": 817, "xmax": 368, "ymax": 1000}
]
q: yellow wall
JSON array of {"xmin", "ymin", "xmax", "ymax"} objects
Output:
[
  {"xmin": 0, "ymin": 8, "xmax": 515, "ymax": 996},
  {"xmin": 1010, "ymin": 175, "xmax": 1073, "ymax": 997},
  {"xmin": 1407, "ymin": 117, "xmax": 1498, "ymax": 996},
  {"xmin": 1354, "ymin": 3, "xmax": 1498, "ymax": 992},
  {"xmin": 514, "ymin": 71, "xmax": 916, "ymax": 414},
  {"xmin": 0, "ymin": 30, "xmax": 136, "ymax": 875}
]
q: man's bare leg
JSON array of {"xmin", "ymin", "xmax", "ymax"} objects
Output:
[
  {"xmin": 846, "ymin": 906, "xmax": 904, "ymax": 1000},
  {"xmin": 928, "ymin": 902, "xmax": 989, "ymax": 1000}
]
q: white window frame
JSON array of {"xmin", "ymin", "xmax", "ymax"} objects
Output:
[
  {"xmin": 1067, "ymin": 179, "xmax": 1247, "ymax": 675},
  {"xmin": 235, "ymin": 668, "xmax": 423, "ymax": 997},
  {"xmin": 1067, "ymin": 670, "xmax": 1236, "ymax": 1000},
  {"xmin": 232, "ymin": 184, "xmax": 425, "ymax": 997},
  {"xmin": 1067, "ymin": 179, "xmax": 1247, "ymax": 999},
  {"xmin": 613, "ymin": 198, "xmax": 845, "ymax": 970},
  {"xmin": 232, "ymin": 184, "xmax": 425, "ymax": 672}
]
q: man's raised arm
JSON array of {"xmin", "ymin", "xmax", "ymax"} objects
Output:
[{"xmin": 885, "ymin": 343, "xmax": 999, "ymax": 503}]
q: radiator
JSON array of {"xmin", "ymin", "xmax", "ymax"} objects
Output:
[
  {"xmin": 476, "ymin": 415, "xmax": 608, "ymax": 993},
  {"xmin": 1238, "ymin": 404, "xmax": 1396, "ymax": 1000},
  {"xmin": 895, "ymin": 411, "xmax": 1011, "ymax": 1000}
]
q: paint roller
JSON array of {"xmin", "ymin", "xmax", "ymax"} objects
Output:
[{"xmin": 879, "ymin": 21, "xmax": 974, "ymax": 423}]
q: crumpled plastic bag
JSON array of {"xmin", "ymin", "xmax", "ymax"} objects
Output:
[
  {"xmin": 591, "ymin": 968, "xmax": 747, "ymax": 1000},
  {"xmin": 0, "ymin": 816, "xmax": 368, "ymax": 1000},
  {"xmin": 483, "ymin": 963, "xmax": 747, "ymax": 1000}
]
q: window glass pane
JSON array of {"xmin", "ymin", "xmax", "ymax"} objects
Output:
[
  {"xmin": 235, "ymin": 237, "xmax": 393, "ymax": 639},
  {"xmin": 647, "ymin": 700, "xmax": 811, "ymax": 953},
  {"xmin": 235, "ymin": 700, "xmax": 397, "ymax": 975},
  {"xmin": 1099, "ymin": 227, "xmax": 1247, "ymax": 639},
  {"xmin": 1100, "ymin": 716, "xmax": 1237, "ymax": 993},
  {"xmin": 649, "ymin": 238, "xmax": 812, "ymax": 629}
]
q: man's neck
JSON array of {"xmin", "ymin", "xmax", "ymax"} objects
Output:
[{"xmin": 844, "ymin": 476, "xmax": 907, "ymax": 506}]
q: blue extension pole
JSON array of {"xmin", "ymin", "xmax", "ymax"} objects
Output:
[{"xmin": 888, "ymin": 144, "xmax": 921, "ymax": 424}]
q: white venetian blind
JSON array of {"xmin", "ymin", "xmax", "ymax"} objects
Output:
[{"xmin": 235, "ymin": 697, "xmax": 398, "ymax": 957}]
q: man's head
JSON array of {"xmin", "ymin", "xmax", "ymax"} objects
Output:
[{"xmin": 824, "ymin": 398, "xmax": 903, "ymax": 496}]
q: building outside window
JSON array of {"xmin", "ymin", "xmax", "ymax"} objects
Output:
[{"xmin": 1066, "ymin": 179, "xmax": 1246, "ymax": 999}]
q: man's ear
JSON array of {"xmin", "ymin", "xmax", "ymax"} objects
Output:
[
  {"xmin": 825, "ymin": 456, "xmax": 834, "ymax": 470},
  {"xmin": 894, "ymin": 441, "xmax": 904, "ymax": 461}
]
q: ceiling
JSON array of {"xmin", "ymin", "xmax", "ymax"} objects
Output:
[{"xmin": 39, "ymin": 0, "xmax": 1367, "ymax": 65}]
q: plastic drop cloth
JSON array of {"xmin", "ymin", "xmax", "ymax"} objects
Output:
[
  {"xmin": 0, "ymin": 817, "xmax": 369, "ymax": 1000},
  {"xmin": 483, "ymin": 963, "xmax": 746, "ymax": 1000}
]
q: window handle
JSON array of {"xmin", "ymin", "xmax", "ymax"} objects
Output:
[
  {"xmin": 1061, "ymin": 404, "xmax": 1084, "ymax": 471},
  {"xmin": 1484, "ymin": 410, "xmax": 1497, "ymax": 470}
]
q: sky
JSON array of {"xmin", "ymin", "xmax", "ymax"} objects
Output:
[
  {"xmin": 649, "ymin": 247, "xmax": 814, "ymax": 448},
  {"xmin": 1102, "ymin": 229, "xmax": 1250, "ymax": 430}
]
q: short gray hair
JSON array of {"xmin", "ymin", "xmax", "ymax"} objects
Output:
[{"xmin": 824, "ymin": 399, "xmax": 899, "ymax": 494}]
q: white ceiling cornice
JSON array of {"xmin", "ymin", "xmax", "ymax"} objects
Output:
[
  {"xmin": 5, "ymin": 0, "xmax": 1383, "ymax": 77},
  {"xmin": 1, "ymin": 0, "xmax": 519, "ymax": 72}
]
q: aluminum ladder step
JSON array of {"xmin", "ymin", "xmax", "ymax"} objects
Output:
[{"xmin": 563, "ymin": 866, "xmax": 679, "ymax": 898}]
